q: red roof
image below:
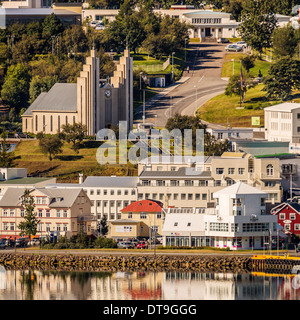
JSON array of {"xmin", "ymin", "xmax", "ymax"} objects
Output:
[{"xmin": 121, "ymin": 200, "xmax": 163, "ymax": 213}]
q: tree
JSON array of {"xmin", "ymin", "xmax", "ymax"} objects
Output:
[
  {"xmin": 37, "ymin": 133, "xmax": 63, "ymax": 160},
  {"xmin": 238, "ymin": 0, "xmax": 277, "ymax": 55},
  {"xmin": 61, "ymin": 123, "xmax": 87, "ymax": 153},
  {"xmin": 1, "ymin": 63, "xmax": 30, "ymax": 113},
  {"xmin": 29, "ymin": 75, "xmax": 57, "ymax": 104},
  {"xmin": 0, "ymin": 132, "xmax": 15, "ymax": 167},
  {"xmin": 225, "ymin": 70, "xmax": 257, "ymax": 103},
  {"xmin": 18, "ymin": 189, "xmax": 40, "ymax": 240},
  {"xmin": 165, "ymin": 113, "xmax": 230, "ymax": 156},
  {"xmin": 240, "ymin": 55, "xmax": 255, "ymax": 72},
  {"xmin": 62, "ymin": 25, "xmax": 88, "ymax": 56},
  {"xmin": 97, "ymin": 216, "xmax": 108, "ymax": 236},
  {"xmin": 263, "ymin": 57, "xmax": 300, "ymax": 100},
  {"xmin": 272, "ymin": 25, "xmax": 298, "ymax": 59},
  {"xmin": 42, "ymin": 13, "xmax": 64, "ymax": 39}
]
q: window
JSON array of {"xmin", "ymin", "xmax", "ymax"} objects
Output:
[
  {"xmin": 57, "ymin": 224, "xmax": 61, "ymax": 231},
  {"xmin": 279, "ymin": 213, "xmax": 285, "ymax": 220},
  {"xmin": 97, "ymin": 189, "xmax": 100, "ymax": 195},
  {"xmin": 187, "ymin": 222, "xmax": 191, "ymax": 227},
  {"xmin": 210, "ymin": 223, "xmax": 229, "ymax": 232},
  {"xmin": 217, "ymin": 133, "xmax": 223, "ymax": 139},
  {"xmin": 90, "ymin": 190, "xmax": 94, "ymax": 195},
  {"xmin": 124, "ymin": 190, "xmax": 128, "ymax": 195},
  {"xmin": 56, "ymin": 210, "xmax": 61, "ymax": 217},
  {"xmin": 20, "ymin": 209, "xmax": 24, "ymax": 217},
  {"xmin": 238, "ymin": 168, "xmax": 245, "ymax": 175},
  {"xmin": 290, "ymin": 213, "xmax": 296, "ymax": 220},
  {"xmin": 63, "ymin": 210, "xmax": 67, "ymax": 218},
  {"xmin": 173, "ymin": 193, "xmax": 178, "ymax": 200},
  {"xmin": 104, "ymin": 190, "xmax": 107, "ymax": 195},
  {"xmin": 242, "ymin": 223, "xmax": 269, "ymax": 232},
  {"xmin": 140, "ymin": 212, "xmax": 147, "ymax": 219},
  {"xmin": 63, "ymin": 224, "xmax": 68, "ymax": 231},
  {"xmin": 46, "ymin": 209, "xmax": 50, "ymax": 217},
  {"xmin": 185, "ymin": 180, "xmax": 194, "ymax": 186},
  {"xmin": 110, "ymin": 190, "xmax": 114, "ymax": 195},
  {"xmin": 117, "ymin": 190, "xmax": 121, "ymax": 195},
  {"xmin": 297, "ymin": 127, "xmax": 300, "ymax": 133},
  {"xmin": 46, "ymin": 225, "xmax": 51, "ymax": 232},
  {"xmin": 181, "ymin": 194, "xmax": 186, "ymax": 200},
  {"xmin": 188, "ymin": 194, "xmax": 193, "ymax": 200},
  {"xmin": 170, "ymin": 180, "xmax": 179, "ymax": 186},
  {"xmin": 152, "ymin": 193, "xmax": 157, "ymax": 200},
  {"xmin": 128, "ymin": 212, "xmax": 132, "ymax": 219},
  {"xmin": 157, "ymin": 180, "xmax": 165, "ymax": 186},
  {"xmin": 266, "ymin": 164, "xmax": 274, "ymax": 176},
  {"xmin": 157, "ymin": 212, "xmax": 162, "ymax": 219},
  {"xmin": 216, "ymin": 168, "xmax": 224, "ymax": 175},
  {"xmin": 295, "ymin": 224, "xmax": 300, "ymax": 231},
  {"xmin": 202, "ymin": 194, "xmax": 207, "ymax": 200},
  {"xmin": 38, "ymin": 209, "xmax": 43, "ymax": 217},
  {"xmin": 10, "ymin": 223, "xmax": 14, "ymax": 231},
  {"xmin": 174, "ymin": 222, "xmax": 178, "ymax": 226},
  {"xmin": 3, "ymin": 209, "xmax": 7, "ymax": 217},
  {"xmin": 195, "ymin": 194, "xmax": 200, "ymax": 200},
  {"xmin": 10, "ymin": 209, "xmax": 14, "ymax": 216},
  {"xmin": 228, "ymin": 168, "xmax": 235, "ymax": 174}
]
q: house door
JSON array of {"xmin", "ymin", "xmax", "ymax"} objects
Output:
[{"xmin": 205, "ymin": 28, "xmax": 211, "ymax": 37}]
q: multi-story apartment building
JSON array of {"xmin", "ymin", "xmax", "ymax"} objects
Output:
[
  {"xmin": 46, "ymin": 176, "xmax": 139, "ymax": 221},
  {"xmin": 162, "ymin": 182, "xmax": 279, "ymax": 250},
  {"xmin": 137, "ymin": 153, "xmax": 282, "ymax": 212},
  {"xmin": 0, "ymin": 187, "xmax": 93, "ymax": 239},
  {"xmin": 264, "ymin": 102, "xmax": 300, "ymax": 153}
]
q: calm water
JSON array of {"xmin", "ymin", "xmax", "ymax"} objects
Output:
[{"xmin": 0, "ymin": 269, "xmax": 299, "ymax": 300}]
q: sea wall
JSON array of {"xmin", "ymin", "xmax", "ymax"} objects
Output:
[{"xmin": 0, "ymin": 253, "xmax": 252, "ymax": 272}]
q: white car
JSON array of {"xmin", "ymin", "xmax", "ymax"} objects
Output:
[
  {"xmin": 236, "ymin": 41, "xmax": 247, "ymax": 48},
  {"xmin": 89, "ymin": 21, "xmax": 98, "ymax": 27}
]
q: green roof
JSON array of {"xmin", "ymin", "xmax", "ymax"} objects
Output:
[{"xmin": 0, "ymin": 177, "xmax": 53, "ymax": 185}]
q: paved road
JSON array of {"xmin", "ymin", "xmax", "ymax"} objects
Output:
[{"xmin": 135, "ymin": 43, "xmax": 228, "ymax": 128}]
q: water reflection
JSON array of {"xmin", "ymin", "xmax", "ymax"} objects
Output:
[{"xmin": 0, "ymin": 269, "xmax": 299, "ymax": 300}]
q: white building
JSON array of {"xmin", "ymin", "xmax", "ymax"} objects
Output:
[
  {"xmin": 46, "ymin": 176, "xmax": 138, "ymax": 222},
  {"xmin": 264, "ymin": 102, "xmax": 300, "ymax": 153},
  {"xmin": 205, "ymin": 123, "xmax": 253, "ymax": 141},
  {"xmin": 162, "ymin": 182, "xmax": 278, "ymax": 250},
  {"xmin": 82, "ymin": 9, "xmax": 240, "ymax": 40}
]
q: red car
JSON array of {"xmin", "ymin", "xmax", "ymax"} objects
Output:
[{"xmin": 137, "ymin": 241, "xmax": 148, "ymax": 249}]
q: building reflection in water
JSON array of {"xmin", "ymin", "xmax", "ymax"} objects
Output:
[{"xmin": 0, "ymin": 269, "xmax": 299, "ymax": 300}]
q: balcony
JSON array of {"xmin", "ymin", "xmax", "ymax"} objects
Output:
[{"xmin": 77, "ymin": 215, "xmax": 97, "ymax": 222}]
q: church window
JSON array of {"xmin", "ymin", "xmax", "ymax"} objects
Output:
[
  {"xmin": 65, "ymin": 116, "xmax": 68, "ymax": 125},
  {"xmin": 58, "ymin": 116, "xmax": 60, "ymax": 131},
  {"xmin": 73, "ymin": 116, "xmax": 75, "ymax": 124},
  {"xmin": 35, "ymin": 115, "xmax": 38, "ymax": 131},
  {"xmin": 43, "ymin": 115, "xmax": 45, "ymax": 132},
  {"xmin": 50, "ymin": 116, "xmax": 53, "ymax": 132}
]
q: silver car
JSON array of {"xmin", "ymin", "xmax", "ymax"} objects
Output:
[
  {"xmin": 225, "ymin": 44, "xmax": 242, "ymax": 52},
  {"xmin": 117, "ymin": 241, "xmax": 134, "ymax": 249}
]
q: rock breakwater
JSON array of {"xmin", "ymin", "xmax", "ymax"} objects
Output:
[{"xmin": 0, "ymin": 253, "xmax": 252, "ymax": 272}]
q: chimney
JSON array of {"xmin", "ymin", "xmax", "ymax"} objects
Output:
[{"xmin": 79, "ymin": 173, "xmax": 83, "ymax": 184}]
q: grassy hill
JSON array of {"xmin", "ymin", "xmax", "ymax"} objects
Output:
[{"xmin": 12, "ymin": 140, "xmax": 138, "ymax": 183}]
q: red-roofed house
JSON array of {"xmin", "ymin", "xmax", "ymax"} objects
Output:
[{"xmin": 109, "ymin": 200, "xmax": 164, "ymax": 239}]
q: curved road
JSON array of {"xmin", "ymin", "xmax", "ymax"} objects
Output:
[{"xmin": 136, "ymin": 42, "xmax": 228, "ymax": 127}]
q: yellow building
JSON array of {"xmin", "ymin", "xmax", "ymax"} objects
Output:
[
  {"xmin": 109, "ymin": 200, "xmax": 164, "ymax": 239},
  {"xmin": 0, "ymin": 187, "xmax": 95, "ymax": 239}
]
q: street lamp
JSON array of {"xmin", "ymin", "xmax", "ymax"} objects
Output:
[
  {"xmin": 184, "ymin": 38, "xmax": 188, "ymax": 63},
  {"xmin": 172, "ymin": 52, "xmax": 175, "ymax": 81}
]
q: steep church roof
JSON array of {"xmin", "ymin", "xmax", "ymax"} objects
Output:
[{"xmin": 22, "ymin": 83, "xmax": 77, "ymax": 116}]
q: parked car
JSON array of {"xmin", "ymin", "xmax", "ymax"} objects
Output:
[
  {"xmin": 137, "ymin": 241, "xmax": 148, "ymax": 249},
  {"xmin": 129, "ymin": 238, "xmax": 139, "ymax": 247},
  {"xmin": 217, "ymin": 38, "xmax": 229, "ymax": 43},
  {"xmin": 0, "ymin": 240, "xmax": 6, "ymax": 250},
  {"xmin": 15, "ymin": 238, "xmax": 27, "ymax": 248},
  {"xmin": 296, "ymin": 243, "xmax": 300, "ymax": 253},
  {"xmin": 236, "ymin": 41, "xmax": 247, "ymax": 48},
  {"xmin": 117, "ymin": 241, "xmax": 134, "ymax": 249},
  {"xmin": 225, "ymin": 44, "xmax": 242, "ymax": 52},
  {"xmin": 89, "ymin": 21, "xmax": 98, "ymax": 27}
]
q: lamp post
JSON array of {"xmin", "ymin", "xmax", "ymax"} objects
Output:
[
  {"xmin": 172, "ymin": 52, "xmax": 175, "ymax": 81},
  {"xmin": 184, "ymin": 38, "xmax": 188, "ymax": 63}
]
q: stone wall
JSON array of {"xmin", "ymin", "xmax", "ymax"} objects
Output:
[{"xmin": 0, "ymin": 253, "xmax": 252, "ymax": 272}]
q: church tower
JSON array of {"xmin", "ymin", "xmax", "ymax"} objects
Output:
[{"xmin": 76, "ymin": 49, "xmax": 100, "ymax": 136}]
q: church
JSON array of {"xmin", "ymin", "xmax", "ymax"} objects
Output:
[{"xmin": 22, "ymin": 49, "xmax": 133, "ymax": 136}]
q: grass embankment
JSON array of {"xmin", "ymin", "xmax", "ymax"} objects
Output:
[
  {"xmin": 198, "ymin": 53, "xmax": 280, "ymax": 127},
  {"xmin": 13, "ymin": 140, "xmax": 137, "ymax": 183}
]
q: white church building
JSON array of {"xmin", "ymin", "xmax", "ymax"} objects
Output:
[{"xmin": 162, "ymin": 182, "xmax": 279, "ymax": 250}]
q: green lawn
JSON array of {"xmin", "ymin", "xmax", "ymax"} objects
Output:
[
  {"xmin": 13, "ymin": 140, "xmax": 137, "ymax": 182},
  {"xmin": 197, "ymin": 84, "xmax": 283, "ymax": 127},
  {"xmin": 222, "ymin": 53, "xmax": 271, "ymax": 78}
]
